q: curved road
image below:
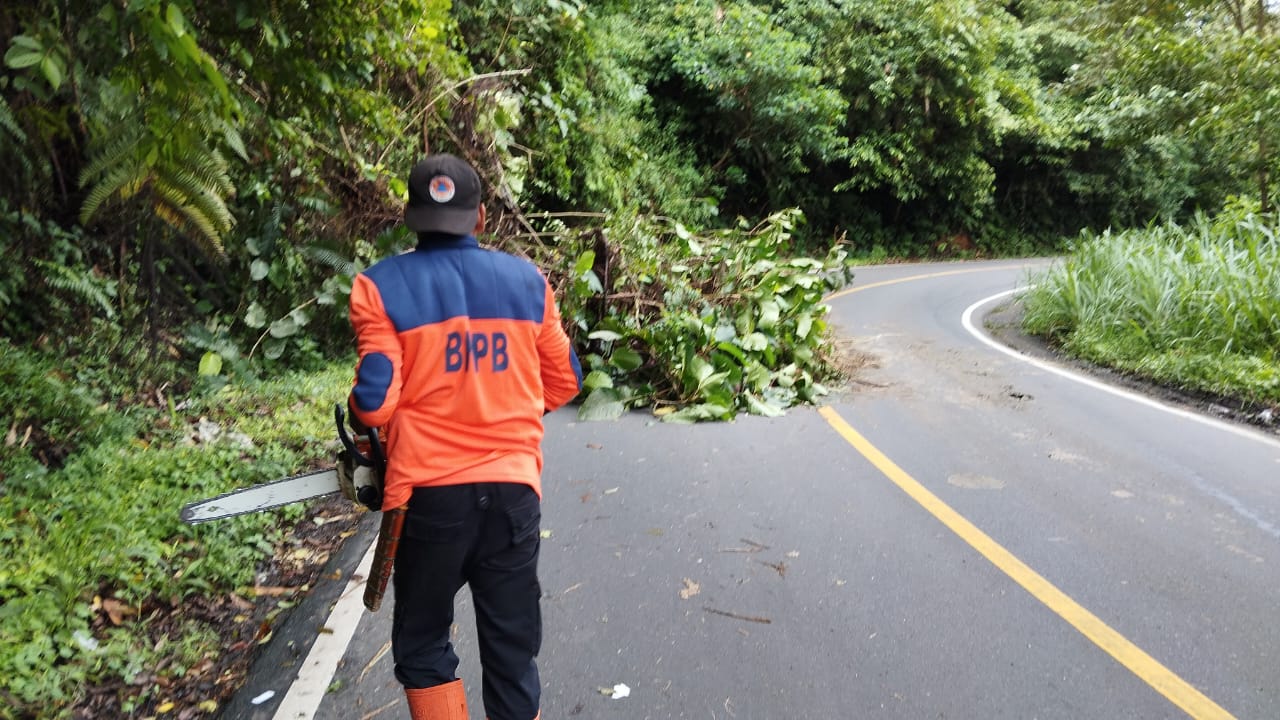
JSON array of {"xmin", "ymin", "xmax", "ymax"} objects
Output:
[{"xmin": 231, "ymin": 259, "xmax": 1280, "ymax": 720}]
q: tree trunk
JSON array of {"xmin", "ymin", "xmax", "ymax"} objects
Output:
[{"xmin": 1227, "ymin": 0, "xmax": 1247, "ymax": 34}]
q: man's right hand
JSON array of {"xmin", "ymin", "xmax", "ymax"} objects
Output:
[{"xmin": 347, "ymin": 399, "xmax": 371, "ymax": 435}]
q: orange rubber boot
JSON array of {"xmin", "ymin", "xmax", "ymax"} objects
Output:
[{"xmin": 405, "ymin": 679, "xmax": 468, "ymax": 720}]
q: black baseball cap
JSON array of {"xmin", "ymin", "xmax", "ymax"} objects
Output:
[{"xmin": 404, "ymin": 154, "xmax": 482, "ymax": 235}]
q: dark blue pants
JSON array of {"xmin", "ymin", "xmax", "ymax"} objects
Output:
[{"xmin": 392, "ymin": 482, "xmax": 542, "ymax": 720}]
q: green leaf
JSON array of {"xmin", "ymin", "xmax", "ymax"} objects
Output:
[
  {"xmin": 244, "ymin": 303, "xmax": 267, "ymax": 329},
  {"xmin": 9, "ymin": 35, "xmax": 41, "ymax": 51},
  {"xmin": 38, "ymin": 55, "xmax": 63, "ymax": 89},
  {"xmin": 661, "ymin": 403, "xmax": 731, "ymax": 424},
  {"xmin": 166, "ymin": 4, "xmax": 188, "ymax": 36},
  {"xmin": 573, "ymin": 250, "xmax": 596, "ymax": 275},
  {"xmin": 268, "ymin": 316, "xmax": 299, "ymax": 338},
  {"xmin": 775, "ymin": 363, "xmax": 798, "ymax": 389},
  {"xmin": 697, "ymin": 369, "xmax": 731, "ymax": 394},
  {"xmin": 582, "ymin": 369, "xmax": 614, "ymax": 391},
  {"xmin": 222, "ymin": 124, "xmax": 248, "ymax": 161},
  {"xmin": 578, "ymin": 387, "xmax": 626, "ymax": 421},
  {"xmin": 745, "ymin": 393, "xmax": 786, "ymax": 417},
  {"xmin": 714, "ymin": 342, "xmax": 745, "ymax": 362},
  {"xmin": 198, "ymin": 351, "xmax": 223, "ymax": 377},
  {"xmin": 713, "ymin": 324, "xmax": 737, "ymax": 342},
  {"xmin": 795, "ymin": 313, "xmax": 813, "ymax": 340},
  {"xmin": 264, "ymin": 337, "xmax": 287, "ymax": 360},
  {"xmin": 250, "ymin": 260, "xmax": 270, "ymax": 281},
  {"xmin": 608, "ymin": 346, "xmax": 643, "ymax": 372},
  {"xmin": 758, "ymin": 299, "xmax": 781, "ymax": 330},
  {"xmin": 4, "ymin": 46, "xmax": 43, "ymax": 70},
  {"xmin": 658, "ymin": 407, "xmax": 701, "ymax": 424},
  {"xmin": 681, "ymin": 355, "xmax": 713, "ymax": 392}
]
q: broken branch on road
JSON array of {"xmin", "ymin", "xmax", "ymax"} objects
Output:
[{"xmin": 704, "ymin": 607, "xmax": 772, "ymax": 624}]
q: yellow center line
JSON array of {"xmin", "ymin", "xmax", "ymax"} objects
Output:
[
  {"xmin": 817, "ymin": 267, "xmax": 1234, "ymax": 720},
  {"xmin": 825, "ymin": 265, "xmax": 1014, "ymax": 302},
  {"xmin": 824, "ymin": 266, "xmax": 1233, "ymax": 712}
]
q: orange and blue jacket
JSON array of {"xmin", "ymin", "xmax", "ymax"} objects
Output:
[{"xmin": 347, "ymin": 235, "xmax": 582, "ymax": 510}]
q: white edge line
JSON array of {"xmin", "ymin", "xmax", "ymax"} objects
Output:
[
  {"xmin": 962, "ymin": 287, "xmax": 1280, "ymax": 451},
  {"xmin": 270, "ymin": 537, "xmax": 379, "ymax": 720}
]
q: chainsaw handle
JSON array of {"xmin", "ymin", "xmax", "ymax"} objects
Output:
[{"xmin": 334, "ymin": 403, "xmax": 387, "ymax": 477}]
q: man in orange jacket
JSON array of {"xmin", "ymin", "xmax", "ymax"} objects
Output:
[{"xmin": 348, "ymin": 153, "xmax": 582, "ymax": 720}]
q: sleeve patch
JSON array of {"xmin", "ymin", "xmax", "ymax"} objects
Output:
[{"xmin": 353, "ymin": 353, "xmax": 394, "ymax": 411}]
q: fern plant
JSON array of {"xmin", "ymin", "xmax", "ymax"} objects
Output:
[
  {"xmin": 78, "ymin": 117, "xmax": 236, "ymax": 258},
  {"xmin": 32, "ymin": 259, "xmax": 117, "ymax": 319},
  {"xmin": 72, "ymin": 0, "xmax": 245, "ymax": 261},
  {"xmin": 0, "ymin": 94, "xmax": 26, "ymax": 145},
  {"xmin": 299, "ymin": 245, "xmax": 358, "ymax": 277}
]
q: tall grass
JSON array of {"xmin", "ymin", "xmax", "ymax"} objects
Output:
[{"xmin": 1022, "ymin": 207, "xmax": 1280, "ymax": 405}]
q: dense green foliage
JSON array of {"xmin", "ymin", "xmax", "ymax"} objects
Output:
[
  {"xmin": 1022, "ymin": 202, "xmax": 1280, "ymax": 405},
  {"xmin": 2, "ymin": 0, "xmax": 1277, "ymax": 716},
  {"xmin": 1, "ymin": 0, "xmax": 458, "ymax": 376},
  {"xmin": 4, "ymin": 1, "xmax": 1276, "ymax": 379},
  {"xmin": 1047, "ymin": 1, "xmax": 1280, "ymax": 225},
  {"xmin": 549, "ymin": 210, "xmax": 853, "ymax": 421},
  {"xmin": 0, "ymin": 360, "xmax": 348, "ymax": 716}
]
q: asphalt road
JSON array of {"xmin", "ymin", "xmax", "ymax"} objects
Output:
[{"xmin": 227, "ymin": 259, "xmax": 1280, "ymax": 720}]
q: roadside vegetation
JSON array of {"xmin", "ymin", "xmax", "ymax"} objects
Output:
[
  {"xmin": 1, "ymin": 1, "xmax": 1276, "ymax": 717},
  {"xmin": 1023, "ymin": 201, "xmax": 1280, "ymax": 407},
  {"xmin": 1, "ymin": 357, "xmax": 350, "ymax": 716},
  {"xmin": 1020, "ymin": 0, "xmax": 1280, "ymax": 416}
]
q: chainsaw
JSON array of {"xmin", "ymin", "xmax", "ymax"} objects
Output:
[
  {"xmin": 181, "ymin": 404, "xmax": 405, "ymax": 612},
  {"xmin": 180, "ymin": 404, "xmax": 385, "ymax": 523}
]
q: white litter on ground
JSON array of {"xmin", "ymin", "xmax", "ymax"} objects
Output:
[{"xmin": 73, "ymin": 630, "xmax": 99, "ymax": 652}]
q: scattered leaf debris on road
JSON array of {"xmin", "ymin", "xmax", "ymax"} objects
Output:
[{"xmin": 679, "ymin": 578, "xmax": 701, "ymax": 599}]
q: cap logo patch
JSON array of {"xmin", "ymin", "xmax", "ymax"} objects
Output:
[{"xmin": 428, "ymin": 175, "xmax": 456, "ymax": 203}]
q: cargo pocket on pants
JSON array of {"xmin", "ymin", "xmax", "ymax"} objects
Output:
[
  {"xmin": 485, "ymin": 491, "xmax": 540, "ymax": 571},
  {"xmin": 507, "ymin": 493, "xmax": 542, "ymax": 546}
]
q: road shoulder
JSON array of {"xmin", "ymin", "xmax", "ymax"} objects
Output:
[{"xmin": 982, "ymin": 294, "xmax": 1279, "ymax": 439}]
